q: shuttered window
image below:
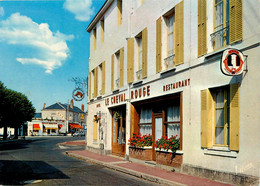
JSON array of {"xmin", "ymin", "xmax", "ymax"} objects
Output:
[
  {"xmin": 127, "ymin": 38, "xmax": 134, "ymax": 83},
  {"xmin": 174, "ymin": 1, "xmax": 184, "ymax": 65},
  {"xmin": 93, "ymin": 118, "xmax": 98, "ymax": 140},
  {"xmin": 117, "ymin": 0, "xmax": 122, "ymax": 26},
  {"xmin": 201, "ymin": 83, "xmax": 240, "ymax": 151},
  {"xmin": 198, "ymin": 0, "xmax": 207, "ymax": 56},
  {"xmin": 101, "ymin": 61, "xmax": 105, "ymax": 95},
  {"xmin": 88, "ymin": 72, "xmax": 91, "ymax": 100},
  {"xmin": 94, "ymin": 67, "xmax": 98, "ymax": 98},
  {"xmin": 142, "ymin": 28, "xmax": 147, "ymax": 78},
  {"xmin": 120, "ymin": 47, "xmax": 124, "ymax": 87},
  {"xmin": 101, "ymin": 19, "xmax": 104, "ymax": 43},
  {"xmin": 111, "ymin": 54, "xmax": 114, "ymax": 91},
  {"xmin": 156, "ymin": 17, "xmax": 162, "ymax": 73},
  {"xmin": 212, "ymin": 0, "xmax": 242, "ymax": 50},
  {"xmin": 93, "ymin": 27, "xmax": 96, "ymax": 51}
]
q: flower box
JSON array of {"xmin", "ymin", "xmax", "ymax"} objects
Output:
[
  {"xmin": 155, "ymin": 148, "xmax": 183, "ymax": 168},
  {"xmin": 129, "ymin": 146, "xmax": 153, "ymax": 161}
]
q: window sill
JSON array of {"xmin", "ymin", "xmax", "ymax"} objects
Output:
[
  {"xmin": 204, "ymin": 147, "xmax": 238, "ymax": 158},
  {"xmin": 112, "ymin": 89, "xmax": 120, "ymax": 94},
  {"xmin": 204, "ymin": 47, "xmax": 227, "ymax": 59}
]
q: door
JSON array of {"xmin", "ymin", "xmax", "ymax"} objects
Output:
[
  {"xmin": 152, "ymin": 114, "xmax": 163, "ymax": 161},
  {"xmin": 112, "ymin": 108, "xmax": 126, "ymax": 157}
]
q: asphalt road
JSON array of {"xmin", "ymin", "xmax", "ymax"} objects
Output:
[{"xmin": 0, "ymin": 136, "xmax": 159, "ymax": 185}]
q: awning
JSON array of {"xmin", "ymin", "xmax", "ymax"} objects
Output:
[
  {"xmin": 43, "ymin": 124, "xmax": 58, "ymax": 130},
  {"xmin": 33, "ymin": 124, "xmax": 40, "ymax": 130},
  {"xmin": 69, "ymin": 123, "xmax": 83, "ymax": 129}
]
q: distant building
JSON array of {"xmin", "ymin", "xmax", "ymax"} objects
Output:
[{"xmin": 28, "ymin": 101, "xmax": 86, "ymax": 136}]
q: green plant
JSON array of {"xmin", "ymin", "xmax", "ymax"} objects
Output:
[
  {"xmin": 93, "ymin": 115, "xmax": 101, "ymax": 122},
  {"xmin": 128, "ymin": 133, "xmax": 153, "ymax": 147},
  {"xmin": 155, "ymin": 135, "xmax": 180, "ymax": 154}
]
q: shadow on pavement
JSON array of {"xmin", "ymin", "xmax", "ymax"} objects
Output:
[
  {"xmin": 0, "ymin": 138, "xmax": 46, "ymax": 151},
  {"xmin": 0, "ymin": 160, "xmax": 69, "ymax": 185}
]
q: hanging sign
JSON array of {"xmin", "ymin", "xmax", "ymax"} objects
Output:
[
  {"xmin": 72, "ymin": 88, "xmax": 85, "ymax": 101},
  {"xmin": 221, "ymin": 49, "xmax": 244, "ymax": 76}
]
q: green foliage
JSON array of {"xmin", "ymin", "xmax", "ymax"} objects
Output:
[
  {"xmin": 0, "ymin": 81, "xmax": 35, "ymax": 128},
  {"xmin": 128, "ymin": 133, "xmax": 153, "ymax": 147},
  {"xmin": 155, "ymin": 135, "xmax": 180, "ymax": 154}
]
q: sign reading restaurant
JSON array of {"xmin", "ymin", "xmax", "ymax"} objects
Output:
[
  {"xmin": 163, "ymin": 78, "xmax": 190, "ymax": 92},
  {"xmin": 221, "ymin": 49, "xmax": 244, "ymax": 76}
]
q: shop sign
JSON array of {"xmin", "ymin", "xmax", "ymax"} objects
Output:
[
  {"xmin": 131, "ymin": 85, "xmax": 150, "ymax": 100},
  {"xmin": 163, "ymin": 78, "xmax": 190, "ymax": 92},
  {"xmin": 221, "ymin": 49, "xmax": 244, "ymax": 76},
  {"xmin": 105, "ymin": 93, "xmax": 126, "ymax": 106},
  {"xmin": 80, "ymin": 114, "xmax": 85, "ymax": 120},
  {"xmin": 72, "ymin": 88, "xmax": 85, "ymax": 101}
]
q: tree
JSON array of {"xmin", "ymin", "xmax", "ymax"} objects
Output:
[{"xmin": 0, "ymin": 81, "xmax": 35, "ymax": 140}]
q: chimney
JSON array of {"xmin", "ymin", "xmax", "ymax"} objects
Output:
[
  {"xmin": 81, "ymin": 104, "xmax": 84, "ymax": 112},
  {"xmin": 43, "ymin": 103, "xmax": 46, "ymax": 109},
  {"xmin": 70, "ymin": 99, "xmax": 74, "ymax": 109}
]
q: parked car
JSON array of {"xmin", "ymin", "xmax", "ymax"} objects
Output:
[{"xmin": 72, "ymin": 131, "xmax": 85, "ymax": 137}]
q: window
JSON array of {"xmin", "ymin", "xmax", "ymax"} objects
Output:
[
  {"xmin": 201, "ymin": 83, "xmax": 240, "ymax": 151},
  {"xmin": 166, "ymin": 14, "xmax": 175, "ymax": 69},
  {"xmin": 165, "ymin": 105, "xmax": 180, "ymax": 137},
  {"xmin": 136, "ymin": 36, "xmax": 142, "ymax": 80},
  {"xmin": 213, "ymin": 0, "xmax": 229, "ymax": 50},
  {"xmin": 139, "ymin": 108, "xmax": 152, "ymax": 135},
  {"xmin": 115, "ymin": 51, "xmax": 120, "ymax": 88},
  {"xmin": 213, "ymin": 88, "xmax": 230, "ymax": 146},
  {"xmin": 211, "ymin": 0, "xmax": 242, "ymax": 50},
  {"xmin": 101, "ymin": 19, "xmax": 104, "ymax": 43},
  {"xmin": 117, "ymin": 0, "xmax": 122, "ymax": 26},
  {"xmin": 98, "ymin": 64, "xmax": 102, "ymax": 95},
  {"xmin": 198, "ymin": 0, "xmax": 207, "ymax": 56},
  {"xmin": 93, "ymin": 27, "xmax": 96, "ymax": 50}
]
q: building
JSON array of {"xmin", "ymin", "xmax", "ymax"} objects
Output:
[
  {"xmin": 28, "ymin": 102, "xmax": 86, "ymax": 136},
  {"xmin": 86, "ymin": 0, "xmax": 260, "ymax": 184}
]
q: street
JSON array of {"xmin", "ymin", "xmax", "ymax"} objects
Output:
[{"xmin": 0, "ymin": 136, "xmax": 159, "ymax": 185}]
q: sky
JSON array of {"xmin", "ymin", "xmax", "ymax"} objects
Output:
[{"xmin": 0, "ymin": 0, "xmax": 106, "ymax": 112}]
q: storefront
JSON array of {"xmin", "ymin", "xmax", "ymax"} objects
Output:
[{"xmin": 131, "ymin": 92, "xmax": 182, "ymax": 161}]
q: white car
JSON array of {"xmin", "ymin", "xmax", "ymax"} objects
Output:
[{"xmin": 72, "ymin": 131, "xmax": 85, "ymax": 137}]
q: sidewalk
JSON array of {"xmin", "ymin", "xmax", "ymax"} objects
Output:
[{"xmin": 65, "ymin": 149, "xmax": 233, "ymax": 186}]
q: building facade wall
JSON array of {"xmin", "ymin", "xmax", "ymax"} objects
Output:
[{"xmin": 87, "ymin": 0, "xmax": 260, "ymax": 178}]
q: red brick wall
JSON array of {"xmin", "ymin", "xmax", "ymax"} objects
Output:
[
  {"xmin": 156, "ymin": 151, "xmax": 183, "ymax": 168},
  {"xmin": 129, "ymin": 147, "xmax": 153, "ymax": 161}
]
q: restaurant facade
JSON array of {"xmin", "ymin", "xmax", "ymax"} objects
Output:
[{"xmin": 86, "ymin": 0, "xmax": 260, "ymax": 184}]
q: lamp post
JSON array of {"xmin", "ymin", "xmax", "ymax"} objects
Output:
[{"xmin": 66, "ymin": 100, "xmax": 69, "ymax": 134}]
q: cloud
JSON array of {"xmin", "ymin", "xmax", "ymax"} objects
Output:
[
  {"xmin": 0, "ymin": 7, "xmax": 4, "ymax": 16},
  {"xmin": 0, "ymin": 13, "xmax": 74, "ymax": 74},
  {"xmin": 63, "ymin": 0, "xmax": 94, "ymax": 22}
]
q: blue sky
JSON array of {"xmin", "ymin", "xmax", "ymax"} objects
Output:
[{"xmin": 0, "ymin": 0, "xmax": 105, "ymax": 112}]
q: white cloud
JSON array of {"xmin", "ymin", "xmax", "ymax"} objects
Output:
[
  {"xmin": 0, "ymin": 7, "xmax": 4, "ymax": 16},
  {"xmin": 63, "ymin": 0, "xmax": 94, "ymax": 22},
  {"xmin": 0, "ymin": 13, "xmax": 74, "ymax": 74}
]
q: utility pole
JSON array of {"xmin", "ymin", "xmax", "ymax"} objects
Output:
[{"xmin": 66, "ymin": 100, "xmax": 69, "ymax": 134}]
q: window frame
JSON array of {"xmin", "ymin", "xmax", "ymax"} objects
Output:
[
  {"xmin": 213, "ymin": 0, "xmax": 230, "ymax": 50},
  {"xmin": 213, "ymin": 87, "xmax": 230, "ymax": 147}
]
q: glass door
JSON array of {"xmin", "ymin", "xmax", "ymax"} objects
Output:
[{"xmin": 152, "ymin": 114, "xmax": 163, "ymax": 161}]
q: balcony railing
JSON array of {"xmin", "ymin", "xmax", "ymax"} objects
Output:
[
  {"xmin": 115, "ymin": 78, "xmax": 120, "ymax": 88},
  {"xmin": 164, "ymin": 54, "xmax": 175, "ymax": 69},
  {"xmin": 210, "ymin": 26, "xmax": 229, "ymax": 50},
  {"xmin": 136, "ymin": 69, "xmax": 142, "ymax": 80}
]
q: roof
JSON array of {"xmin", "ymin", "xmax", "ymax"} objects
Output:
[
  {"xmin": 86, "ymin": 0, "xmax": 112, "ymax": 32},
  {"xmin": 34, "ymin": 113, "xmax": 42, "ymax": 119},
  {"xmin": 43, "ymin": 102, "xmax": 85, "ymax": 114}
]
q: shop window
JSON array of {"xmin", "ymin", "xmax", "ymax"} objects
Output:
[
  {"xmin": 201, "ymin": 83, "xmax": 240, "ymax": 151},
  {"xmin": 165, "ymin": 105, "xmax": 180, "ymax": 137},
  {"xmin": 139, "ymin": 108, "xmax": 152, "ymax": 135}
]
